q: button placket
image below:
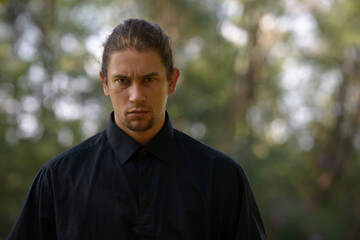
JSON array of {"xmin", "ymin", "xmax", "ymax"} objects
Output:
[{"xmin": 137, "ymin": 150, "xmax": 153, "ymax": 233}]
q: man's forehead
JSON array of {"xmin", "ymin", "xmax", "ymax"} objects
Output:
[
  {"xmin": 107, "ymin": 50, "xmax": 166, "ymax": 77},
  {"xmin": 109, "ymin": 49, "xmax": 161, "ymax": 60}
]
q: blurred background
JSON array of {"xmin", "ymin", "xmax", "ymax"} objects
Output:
[{"xmin": 1, "ymin": 0, "xmax": 360, "ymax": 239}]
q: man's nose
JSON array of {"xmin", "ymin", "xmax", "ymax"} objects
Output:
[{"xmin": 129, "ymin": 83, "xmax": 146, "ymax": 103}]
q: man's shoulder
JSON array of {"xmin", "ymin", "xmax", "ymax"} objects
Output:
[
  {"xmin": 44, "ymin": 129, "xmax": 108, "ymax": 169},
  {"xmin": 173, "ymin": 128, "xmax": 240, "ymax": 169}
]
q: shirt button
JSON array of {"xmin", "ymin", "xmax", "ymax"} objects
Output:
[{"xmin": 138, "ymin": 150, "xmax": 148, "ymax": 161}]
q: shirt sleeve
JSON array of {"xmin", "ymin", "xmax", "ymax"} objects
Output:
[
  {"xmin": 213, "ymin": 163, "xmax": 267, "ymax": 240},
  {"xmin": 234, "ymin": 166, "xmax": 267, "ymax": 239},
  {"xmin": 8, "ymin": 166, "xmax": 57, "ymax": 240}
]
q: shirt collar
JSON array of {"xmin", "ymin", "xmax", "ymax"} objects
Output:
[
  {"xmin": 107, "ymin": 111, "xmax": 175, "ymax": 165},
  {"xmin": 145, "ymin": 112, "xmax": 174, "ymax": 165}
]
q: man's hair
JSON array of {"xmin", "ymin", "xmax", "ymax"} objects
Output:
[{"xmin": 101, "ymin": 18, "xmax": 174, "ymax": 81}]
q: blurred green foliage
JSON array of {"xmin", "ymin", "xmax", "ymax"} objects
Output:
[{"xmin": 1, "ymin": 0, "xmax": 360, "ymax": 239}]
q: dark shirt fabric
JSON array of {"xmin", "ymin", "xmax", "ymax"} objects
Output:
[{"xmin": 8, "ymin": 112, "xmax": 266, "ymax": 240}]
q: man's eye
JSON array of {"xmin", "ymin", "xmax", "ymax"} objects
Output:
[
  {"xmin": 116, "ymin": 78, "xmax": 128, "ymax": 83},
  {"xmin": 145, "ymin": 77, "xmax": 153, "ymax": 82}
]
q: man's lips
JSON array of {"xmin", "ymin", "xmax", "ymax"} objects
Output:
[{"xmin": 127, "ymin": 109, "xmax": 150, "ymax": 117}]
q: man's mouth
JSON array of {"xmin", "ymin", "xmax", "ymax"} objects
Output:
[{"xmin": 127, "ymin": 109, "xmax": 150, "ymax": 117}]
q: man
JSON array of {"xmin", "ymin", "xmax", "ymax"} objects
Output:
[{"xmin": 9, "ymin": 19, "xmax": 266, "ymax": 239}]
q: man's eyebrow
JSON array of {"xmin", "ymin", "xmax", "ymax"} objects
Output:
[
  {"xmin": 111, "ymin": 74, "xmax": 129, "ymax": 79},
  {"xmin": 142, "ymin": 72, "xmax": 160, "ymax": 78},
  {"xmin": 111, "ymin": 72, "xmax": 160, "ymax": 78}
]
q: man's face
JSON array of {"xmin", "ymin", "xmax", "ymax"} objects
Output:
[{"xmin": 101, "ymin": 49, "xmax": 179, "ymax": 135}]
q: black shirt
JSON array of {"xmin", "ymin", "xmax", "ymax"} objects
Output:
[{"xmin": 8, "ymin": 112, "xmax": 266, "ymax": 240}]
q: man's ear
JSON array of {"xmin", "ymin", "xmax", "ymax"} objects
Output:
[
  {"xmin": 168, "ymin": 68, "xmax": 180, "ymax": 95},
  {"xmin": 100, "ymin": 72, "xmax": 110, "ymax": 96}
]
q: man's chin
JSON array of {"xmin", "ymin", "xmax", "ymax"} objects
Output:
[{"xmin": 126, "ymin": 119, "xmax": 154, "ymax": 132}]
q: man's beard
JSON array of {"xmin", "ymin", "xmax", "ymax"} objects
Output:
[
  {"xmin": 115, "ymin": 110, "xmax": 159, "ymax": 132},
  {"xmin": 123, "ymin": 115, "xmax": 155, "ymax": 132}
]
